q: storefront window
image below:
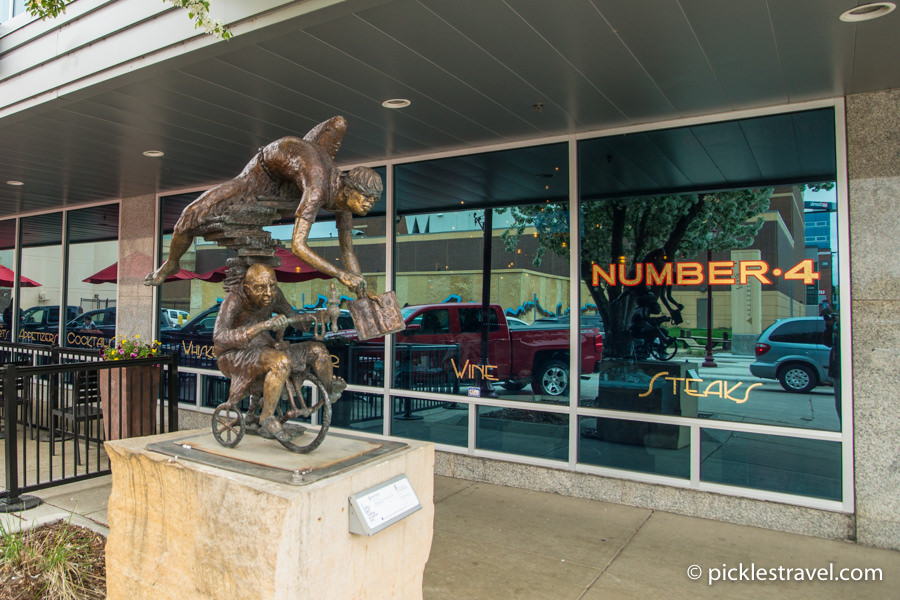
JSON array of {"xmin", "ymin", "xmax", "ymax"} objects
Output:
[
  {"xmin": 18, "ymin": 213, "xmax": 63, "ymax": 346},
  {"xmin": 156, "ymin": 192, "xmax": 216, "ymax": 404},
  {"xmin": 146, "ymin": 107, "xmax": 845, "ymax": 507},
  {"xmin": 477, "ymin": 405, "xmax": 568, "ymax": 461},
  {"xmin": 0, "ymin": 219, "xmax": 17, "ymax": 343},
  {"xmin": 578, "ymin": 416, "xmax": 690, "ymax": 479},
  {"xmin": 575, "ymin": 108, "xmax": 842, "ymax": 501},
  {"xmin": 392, "ymin": 143, "xmax": 572, "ymax": 411},
  {"xmin": 700, "ymin": 430, "xmax": 842, "ymax": 500},
  {"xmin": 390, "ymin": 395, "xmax": 467, "ymax": 447},
  {"xmin": 63, "ymin": 205, "xmax": 119, "ymax": 351},
  {"xmin": 576, "ymin": 185, "xmax": 841, "ymax": 433}
]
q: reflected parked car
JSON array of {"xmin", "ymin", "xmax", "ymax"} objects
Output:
[
  {"xmin": 749, "ymin": 317, "xmax": 832, "ymax": 393},
  {"xmin": 18, "ymin": 305, "xmax": 81, "ymax": 344},
  {"xmin": 162, "ymin": 308, "xmax": 190, "ymax": 328},
  {"xmin": 64, "ymin": 307, "xmax": 116, "ymax": 350}
]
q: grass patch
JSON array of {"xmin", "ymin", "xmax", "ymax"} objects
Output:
[{"xmin": 0, "ymin": 517, "xmax": 106, "ymax": 600}]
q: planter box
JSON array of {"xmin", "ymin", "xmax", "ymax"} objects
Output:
[{"xmin": 100, "ymin": 365, "xmax": 160, "ymax": 440}]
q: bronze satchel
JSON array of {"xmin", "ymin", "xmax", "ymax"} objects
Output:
[{"xmin": 348, "ymin": 290, "xmax": 406, "ymax": 340}]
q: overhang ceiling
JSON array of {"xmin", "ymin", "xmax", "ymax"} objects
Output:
[{"xmin": 1, "ymin": 0, "xmax": 896, "ymax": 220}]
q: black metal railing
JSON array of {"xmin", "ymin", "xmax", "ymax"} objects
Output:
[{"xmin": 1, "ymin": 342, "xmax": 178, "ymax": 507}]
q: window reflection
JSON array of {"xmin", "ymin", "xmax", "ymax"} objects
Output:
[
  {"xmin": 19, "ymin": 213, "xmax": 63, "ymax": 346},
  {"xmin": 332, "ymin": 391, "xmax": 383, "ymax": 434},
  {"xmin": 476, "ymin": 406, "xmax": 568, "ymax": 461},
  {"xmin": 577, "ymin": 184, "xmax": 841, "ymax": 432},
  {"xmin": 391, "ymin": 396, "xmax": 467, "ymax": 447},
  {"xmin": 701, "ymin": 430, "xmax": 841, "ymax": 500},
  {"xmin": 578, "ymin": 416, "xmax": 690, "ymax": 479},
  {"xmin": 64, "ymin": 205, "xmax": 119, "ymax": 351}
]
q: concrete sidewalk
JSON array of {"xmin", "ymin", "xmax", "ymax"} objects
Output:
[{"xmin": 2, "ymin": 473, "xmax": 897, "ymax": 599}]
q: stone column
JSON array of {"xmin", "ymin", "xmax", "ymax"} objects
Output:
[
  {"xmin": 846, "ymin": 89, "xmax": 900, "ymax": 550},
  {"xmin": 116, "ymin": 194, "xmax": 157, "ymax": 338}
]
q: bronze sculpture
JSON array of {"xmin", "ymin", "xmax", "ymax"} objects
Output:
[{"xmin": 146, "ymin": 116, "xmax": 403, "ymax": 452}]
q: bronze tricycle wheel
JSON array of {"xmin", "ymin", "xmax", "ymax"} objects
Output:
[
  {"xmin": 276, "ymin": 376, "xmax": 333, "ymax": 454},
  {"xmin": 212, "ymin": 403, "xmax": 246, "ymax": 448}
]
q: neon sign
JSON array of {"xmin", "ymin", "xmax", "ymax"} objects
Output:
[
  {"xmin": 450, "ymin": 358, "xmax": 499, "ymax": 381},
  {"xmin": 66, "ymin": 331, "xmax": 113, "ymax": 349},
  {"xmin": 638, "ymin": 371, "xmax": 762, "ymax": 404},
  {"xmin": 17, "ymin": 330, "xmax": 58, "ymax": 344},
  {"xmin": 592, "ymin": 259, "xmax": 819, "ymax": 287}
]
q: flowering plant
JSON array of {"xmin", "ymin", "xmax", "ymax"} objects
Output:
[{"xmin": 102, "ymin": 335, "xmax": 160, "ymax": 361}]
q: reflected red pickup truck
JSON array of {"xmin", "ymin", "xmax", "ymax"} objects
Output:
[{"xmin": 340, "ymin": 303, "xmax": 603, "ymax": 396}]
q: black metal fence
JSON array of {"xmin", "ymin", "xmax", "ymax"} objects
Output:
[{"xmin": 1, "ymin": 342, "xmax": 178, "ymax": 507}]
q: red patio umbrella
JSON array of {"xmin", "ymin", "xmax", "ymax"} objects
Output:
[
  {"xmin": 0, "ymin": 264, "xmax": 41, "ymax": 287},
  {"xmin": 198, "ymin": 248, "xmax": 331, "ymax": 283},
  {"xmin": 83, "ymin": 262, "xmax": 200, "ymax": 284}
]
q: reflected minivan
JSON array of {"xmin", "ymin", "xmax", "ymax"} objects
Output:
[{"xmin": 750, "ymin": 317, "xmax": 832, "ymax": 393}]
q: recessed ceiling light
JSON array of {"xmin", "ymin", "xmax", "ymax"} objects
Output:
[
  {"xmin": 142, "ymin": 150, "xmax": 165, "ymax": 157},
  {"xmin": 840, "ymin": 2, "xmax": 896, "ymax": 22},
  {"xmin": 382, "ymin": 98, "xmax": 411, "ymax": 109},
  {"xmin": 6, "ymin": 180, "xmax": 24, "ymax": 186}
]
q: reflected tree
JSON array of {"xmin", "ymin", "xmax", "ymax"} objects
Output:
[{"xmin": 500, "ymin": 190, "xmax": 772, "ymax": 359}]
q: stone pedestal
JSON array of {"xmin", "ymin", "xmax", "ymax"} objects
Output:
[{"xmin": 104, "ymin": 428, "xmax": 435, "ymax": 600}]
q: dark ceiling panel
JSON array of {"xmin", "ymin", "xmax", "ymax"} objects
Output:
[
  {"xmin": 356, "ymin": 0, "xmax": 570, "ymax": 134},
  {"xmin": 768, "ymin": 0, "xmax": 856, "ymax": 100},
  {"xmin": 303, "ymin": 17, "xmax": 538, "ymax": 139},
  {"xmin": 505, "ymin": 0, "xmax": 676, "ymax": 120},
  {"xmin": 679, "ymin": 0, "xmax": 787, "ymax": 108},
  {"xmin": 792, "ymin": 109, "xmax": 838, "ymax": 183},
  {"xmin": 688, "ymin": 121, "xmax": 761, "ymax": 183},
  {"xmin": 843, "ymin": 8, "xmax": 900, "ymax": 93},
  {"xmin": 741, "ymin": 114, "xmax": 804, "ymax": 181},
  {"xmin": 420, "ymin": 0, "xmax": 627, "ymax": 127},
  {"xmin": 216, "ymin": 43, "xmax": 456, "ymax": 156},
  {"xmin": 254, "ymin": 31, "xmax": 496, "ymax": 154},
  {"xmin": 0, "ymin": 220, "xmax": 17, "ymax": 251},
  {"xmin": 642, "ymin": 127, "xmax": 724, "ymax": 183},
  {"xmin": 593, "ymin": 0, "xmax": 729, "ymax": 113}
]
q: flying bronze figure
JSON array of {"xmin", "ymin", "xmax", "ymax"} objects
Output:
[{"xmin": 144, "ymin": 115, "xmax": 383, "ymax": 302}]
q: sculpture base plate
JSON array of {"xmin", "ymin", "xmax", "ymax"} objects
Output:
[{"xmin": 147, "ymin": 428, "xmax": 408, "ymax": 486}]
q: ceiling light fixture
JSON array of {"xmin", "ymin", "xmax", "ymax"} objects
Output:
[
  {"xmin": 142, "ymin": 150, "xmax": 165, "ymax": 157},
  {"xmin": 840, "ymin": 2, "xmax": 896, "ymax": 21},
  {"xmin": 382, "ymin": 98, "xmax": 411, "ymax": 109},
  {"xmin": 6, "ymin": 180, "xmax": 24, "ymax": 186}
]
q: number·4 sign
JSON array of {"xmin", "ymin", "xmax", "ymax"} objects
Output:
[{"xmin": 783, "ymin": 259, "xmax": 820, "ymax": 285}]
